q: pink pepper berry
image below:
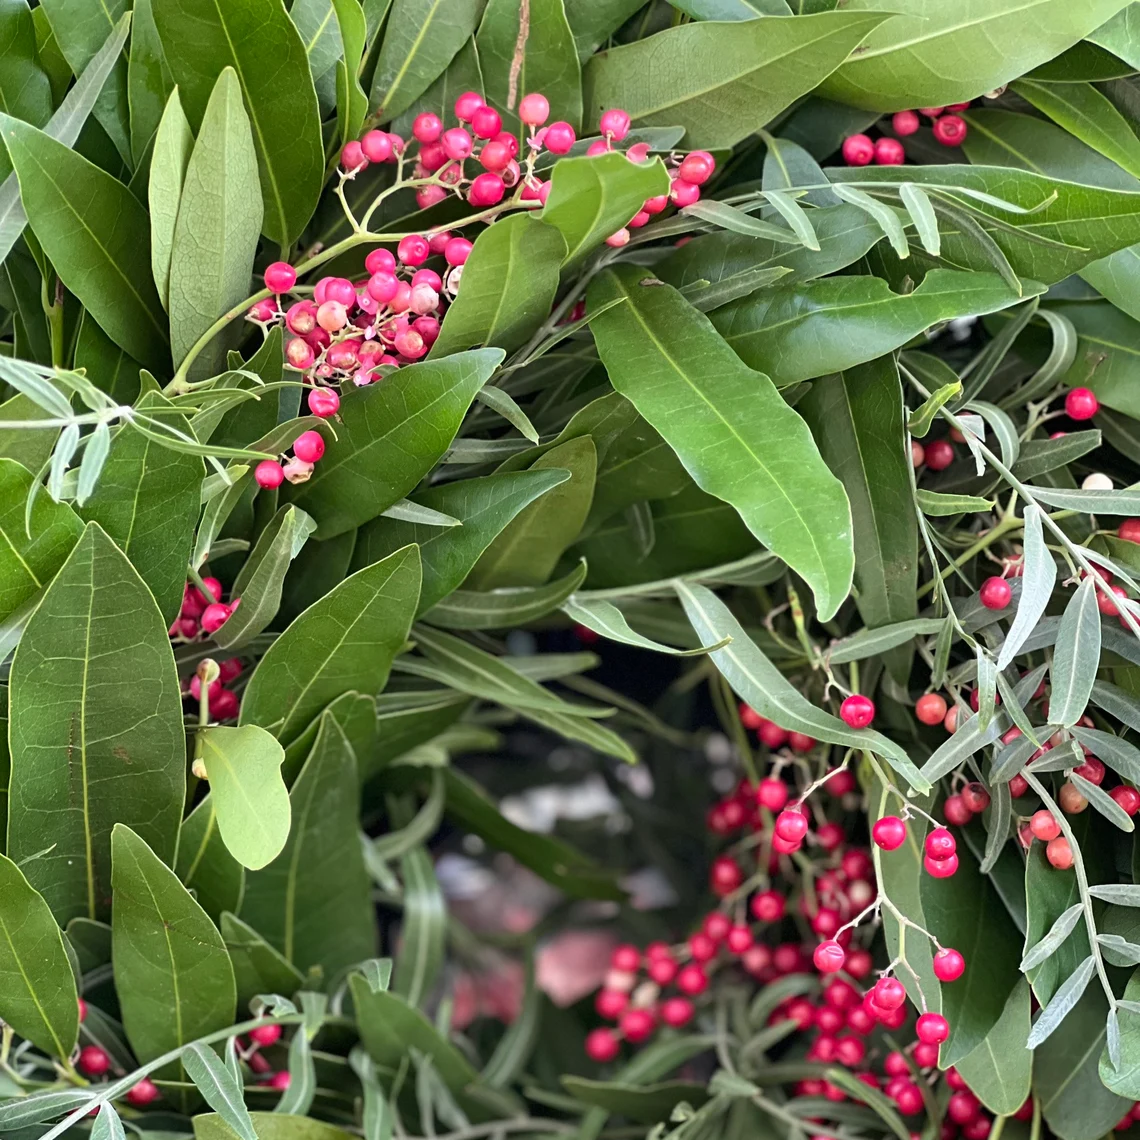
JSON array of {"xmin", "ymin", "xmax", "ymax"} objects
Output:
[
  {"xmin": 979, "ymin": 576, "xmax": 1012, "ymax": 610},
  {"xmin": 285, "ymin": 337, "xmax": 315, "ymax": 370},
  {"xmin": 480, "ymin": 139, "xmax": 513, "ymax": 172},
  {"xmin": 360, "ymin": 129, "xmax": 393, "ymax": 163},
  {"xmin": 247, "ymin": 299, "xmax": 277, "ymax": 321},
  {"xmin": 324, "ymin": 278, "xmax": 355, "ymax": 307},
  {"xmin": 660, "ymin": 997, "xmax": 694, "ymax": 1027},
  {"xmin": 679, "ymin": 150, "xmax": 715, "ymax": 185},
  {"xmin": 428, "ymin": 230, "xmax": 452, "ymax": 254},
  {"xmin": 367, "ymin": 272, "xmax": 399, "ymax": 304},
  {"xmin": 441, "ymin": 127, "xmax": 473, "ymax": 161},
  {"xmin": 200, "ymin": 603, "xmax": 231, "ymax": 634},
  {"xmin": 604, "ymin": 227, "xmax": 630, "ymax": 248},
  {"xmin": 471, "ymin": 105, "xmax": 501, "ymax": 139},
  {"xmin": 1065, "ymin": 386, "xmax": 1099, "ymax": 420},
  {"xmin": 933, "ymin": 947, "xmax": 966, "ymax": 982},
  {"xmin": 628, "ymin": 210, "xmax": 650, "ymax": 228},
  {"xmin": 813, "ymin": 940, "xmax": 846, "ymax": 974},
  {"xmin": 874, "ymin": 137, "xmax": 905, "ymax": 165},
  {"xmin": 125, "ymin": 1078, "xmax": 161, "ymax": 1106},
  {"xmin": 249, "ymin": 1023, "xmax": 283, "ymax": 1047},
  {"xmin": 444, "ymin": 237, "xmax": 472, "ymax": 266},
  {"xmin": 599, "ymin": 108, "xmax": 631, "ymax": 140},
  {"xmin": 397, "ymin": 234, "xmax": 431, "ymax": 266},
  {"xmin": 584, "ymin": 1028, "xmax": 619, "ymax": 1062},
  {"xmin": 413, "ymin": 316, "xmax": 440, "ymax": 346},
  {"xmin": 775, "ymin": 808, "xmax": 809, "ymax": 844},
  {"xmin": 625, "ymin": 142, "xmax": 650, "ymax": 163},
  {"xmin": 933, "ymin": 115, "xmax": 967, "ymax": 145},
  {"xmin": 365, "ymin": 248, "xmax": 396, "ymax": 275},
  {"xmin": 286, "ymin": 300, "xmax": 316, "ymax": 334},
  {"xmin": 316, "ymin": 301, "xmax": 348, "ymax": 332},
  {"xmin": 341, "ymin": 140, "xmax": 368, "ymax": 171},
  {"xmin": 544, "ymin": 121, "xmax": 576, "ymax": 154},
  {"xmin": 389, "ymin": 281, "xmax": 412, "ymax": 313},
  {"xmin": 416, "ymin": 185, "xmax": 448, "ymax": 210},
  {"xmin": 519, "ymin": 92, "xmax": 550, "ymax": 126},
  {"xmin": 872, "ymin": 977, "xmax": 907, "ymax": 1011},
  {"xmin": 840, "ymin": 694, "xmax": 875, "ymax": 728},
  {"xmin": 454, "ymin": 91, "xmax": 483, "ymax": 121},
  {"xmin": 916, "ymin": 1012, "xmax": 950, "ymax": 1044},
  {"xmin": 412, "ymin": 113, "xmax": 443, "ymax": 143},
  {"xmin": 255, "ymin": 460, "xmax": 285, "ymax": 488},
  {"xmin": 394, "ymin": 328, "xmax": 426, "ymax": 359},
  {"xmin": 266, "ymin": 1071, "xmax": 292, "ymax": 1091},
  {"xmin": 412, "ymin": 268, "xmax": 442, "ymax": 290},
  {"xmin": 409, "ymin": 283, "xmax": 439, "ymax": 313},
  {"xmin": 307, "ymin": 388, "xmax": 340, "ymax": 418},
  {"xmin": 643, "ymin": 194, "xmax": 668, "ymax": 215},
  {"xmin": 263, "ymin": 261, "xmax": 296, "ymax": 294},
  {"xmin": 841, "ymin": 133, "xmax": 874, "ymax": 166},
  {"xmin": 892, "ymin": 110, "xmax": 921, "ymax": 135},
  {"xmin": 293, "ymin": 430, "xmax": 325, "ymax": 464},
  {"xmin": 468, "ymin": 172, "xmax": 505, "ymax": 206},
  {"xmin": 79, "ymin": 1046, "xmax": 111, "ymax": 1075},
  {"xmin": 925, "ymin": 827, "xmax": 956, "ymax": 861},
  {"xmin": 669, "ymin": 178, "xmax": 701, "ymax": 207},
  {"xmin": 873, "ymin": 816, "xmax": 906, "ymax": 850}
]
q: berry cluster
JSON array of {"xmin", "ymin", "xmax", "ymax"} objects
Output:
[{"xmin": 842, "ymin": 104, "xmax": 971, "ymax": 167}]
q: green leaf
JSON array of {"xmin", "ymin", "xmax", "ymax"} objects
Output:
[
  {"xmin": 423, "ymin": 560, "xmax": 587, "ymax": 629},
  {"xmin": 78, "ymin": 398, "xmax": 205, "ymax": 625},
  {"xmin": 1022, "ymin": 904, "xmax": 1085, "ymax": 972},
  {"xmin": 467, "ymin": 436, "xmax": 596, "ymax": 589},
  {"xmin": 352, "ymin": 469, "xmax": 568, "ymax": 616},
  {"xmin": 714, "ymin": 270, "xmax": 1035, "ymax": 387},
  {"xmin": 390, "ymin": 34, "xmax": 482, "ymax": 140},
  {"xmin": 90, "ymin": 1103, "xmax": 125, "ymax": 1140},
  {"xmin": 919, "ymin": 830, "xmax": 1023, "ymax": 1065},
  {"xmin": 581, "ymin": 10, "xmax": 888, "ymax": 149},
  {"xmin": 219, "ymin": 911, "xmax": 304, "ymax": 1011},
  {"xmin": 0, "ymin": 457, "xmax": 83, "ymax": 624},
  {"xmin": 111, "ymin": 824, "xmax": 236, "ymax": 1067},
  {"xmin": 823, "ymin": 617, "xmax": 945, "ymax": 664},
  {"xmin": 147, "ymin": 89, "xmax": 192, "ymax": 312},
  {"xmin": 174, "ymin": 797, "xmax": 245, "ymax": 923},
  {"xmin": 240, "ymin": 544, "xmax": 421, "ymax": 745},
  {"xmin": 291, "ymin": 0, "xmax": 342, "ymax": 97},
  {"xmin": 677, "ymin": 582, "xmax": 930, "ymax": 792},
  {"xmin": 240, "ymin": 712, "xmax": 376, "ymax": 978},
  {"xmin": 586, "ymin": 414, "xmax": 688, "ymax": 528},
  {"xmin": 183, "ymin": 1045, "xmax": 258, "ymax": 1140},
  {"xmin": 953, "ymin": 977, "xmax": 1033, "ymax": 1115},
  {"xmin": 0, "ymin": 1, "xmax": 52, "ymax": 169},
  {"xmin": 798, "ymin": 357, "xmax": 917, "ymax": 675},
  {"xmin": 1030, "ymin": 955, "xmax": 1098, "ymax": 1050},
  {"xmin": 997, "ymin": 504, "xmax": 1055, "ymax": 670},
  {"xmin": 563, "ymin": 594, "xmax": 723, "ymax": 655},
  {"xmin": 287, "ymin": 349, "xmax": 503, "ymax": 538},
  {"xmin": 562, "ymin": 1078, "xmax": 712, "ymax": 1125},
  {"xmin": 430, "ymin": 214, "xmax": 566, "ymax": 359},
  {"xmin": 152, "ymin": 0, "xmax": 323, "ymax": 245},
  {"xmin": 391, "ymin": 846, "xmax": 444, "ymax": 1007},
  {"xmin": 195, "ymin": 1114, "xmax": 359, "ymax": 1140},
  {"xmin": 1101, "ymin": 967, "xmax": 1140, "ymax": 1099},
  {"xmin": 1050, "ymin": 576, "xmax": 1101, "ymax": 726},
  {"xmin": 0, "ymin": 392, "xmax": 58, "ymax": 472},
  {"xmin": 331, "ymin": 0, "xmax": 368, "ymax": 146},
  {"xmin": 371, "ymin": 693, "xmax": 468, "ymax": 777},
  {"xmin": 370, "ymin": 0, "xmax": 482, "ymax": 121},
  {"xmin": 820, "ymin": 0, "xmax": 1132, "ymax": 111},
  {"xmin": 0, "ymin": 114, "xmax": 170, "ymax": 371},
  {"xmin": 75, "ymin": 313, "xmax": 142, "ymax": 405},
  {"xmin": 1013, "ymin": 78, "xmax": 1140, "ymax": 179},
  {"xmin": 476, "ymin": 0, "xmax": 581, "ymax": 132},
  {"xmin": 197, "ymin": 725, "xmax": 291, "ymax": 871},
  {"xmin": 681, "ymin": 199, "xmax": 804, "ymax": 244},
  {"xmin": 589, "ymin": 266, "xmax": 853, "ymax": 621},
  {"xmin": 168, "ymin": 68, "xmax": 263, "ymax": 375},
  {"xmin": 0, "ymin": 852, "xmax": 78, "ymax": 1058},
  {"xmin": 916, "ymin": 490, "xmax": 996, "ymax": 516},
  {"xmin": 214, "ymin": 506, "xmax": 316, "ymax": 650},
  {"xmin": 442, "ymin": 768, "xmax": 622, "ymax": 900},
  {"xmin": 128, "ymin": 0, "xmax": 175, "ymax": 168},
  {"xmin": 541, "ymin": 152, "xmax": 669, "ymax": 267},
  {"xmin": 8, "ymin": 523, "xmax": 185, "ymax": 923}
]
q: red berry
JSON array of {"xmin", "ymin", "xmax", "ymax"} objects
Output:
[
  {"xmin": 647, "ymin": 955, "xmax": 677, "ymax": 985},
  {"xmin": 1010, "ymin": 773, "xmax": 1029, "ymax": 798},
  {"xmin": 125, "ymin": 1077, "xmax": 161, "ymax": 1106},
  {"xmin": 307, "ymin": 388, "xmax": 339, "ymax": 418},
  {"xmin": 360, "ymin": 130, "xmax": 393, "ymax": 163},
  {"xmin": 264, "ymin": 261, "xmax": 296, "ymax": 294},
  {"xmin": 397, "ymin": 234, "xmax": 430, "ymax": 267},
  {"xmin": 916, "ymin": 1012, "xmax": 950, "ymax": 1044},
  {"xmin": 266, "ymin": 1070, "xmax": 291, "ymax": 1090},
  {"xmin": 758, "ymin": 721, "xmax": 789, "ymax": 749},
  {"xmin": 676, "ymin": 963, "xmax": 708, "ymax": 995},
  {"xmin": 924, "ymin": 439, "xmax": 955, "ymax": 470},
  {"xmin": 78, "ymin": 1046, "xmax": 110, "ymax": 1075},
  {"xmin": 293, "ymin": 430, "xmax": 325, "ymax": 464},
  {"xmin": 884, "ymin": 1050, "xmax": 910, "ymax": 1077},
  {"xmin": 341, "ymin": 140, "xmax": 368, "ymax": 170},
  {"xmin": 914, "ymin": 1041, "xmax": 940, "ymax": 1068},
  {"xmin": 78, "ymin": 997, "xmax": 88, "ymax": 1022},
  {"xmin": 961, "ymin": 783, "xmax": 991, "ymax": 814},
  {"xmin": 519, "ymin": 93, "xmax": 550, "ymax": 126},
  {"xmin": 979, "ymin": 576, "xmax": 1012, "ymax": 610},
  {"xmin": 1119, "ymin": 518, "xmax": 1140, "ymax": 544},
  {"xmin": 544, "ymin": 122, "xmax": 576, "ymax": 154},
  {"xmin": 365, "ymin": 248, "xmax": 396, "ymax": 276},
  {"xmin": 750, "ymin": 889, "xmax": 785, "ymax": 923},
  {"xmin": 925, "ymin": 853, "xmax": 959, "ymax": 878},
  {"xmin": 595, "ymin": 988, "xmax": 628, "ymax": 1019},
  {"xmin": 840, "ymin": 694, "xmax": 875, "ymax": 729},
  {"xmin": 1111, "ymin": 786, "xmax": 1140, "ymax": 816},
  {"xmin": 915, "ymin": 693, "xmax": 947, "ymax": 725},
  {"xmin": 660, "ymin": 996, "xmax": 694, "ymax": 1027},
  {"xmin": 892, "ymin": 110, "xmax": 920, "ymax": 135},
  {"xmin": 200, "ymin": 602, "xmax": 232, "ymax": 634},
  {"xmin": 679, "ymin": 150, "xmax": 715, "ymax": 185},
  {"xmin": 454, "ymin": 91, "xmax": 483, "ymax": 121},
  {"xmin": 585, "ymin": 1026, "xmax": 619, "ymax": 1061},
  {"xmin": 894, "ymin": 1082, "xmax": 924, "ymax": 1116},
  {"xmin": 739, "ymin": 703, "xmax": 764, "ymax": 729},
  {"xmin": 254, "ymin": 460, "xmax": 284, "ymax": 489},
  {"xmin": 948, "ymin": 1090, "xmax": 980, "ymax": 1123},
  {"xmin": 775, "ymin": 808, "xmax": 809, "ymax": 844},
  {"xmin": 1030, "ymin": 810, "xmax": 1061, "ymax": 841},
  {"xmin": 669, "ymin": 178, "xmax": 700, "ymax": 207},
  {"xmin": 1047, "ymin": 836, "xmax": 1074, "ymax": 869},
  {"xmin": 872, "ymin": 977, "xmax": 907, "ymax": 1011},
  {"xmin": 726, "ymin": 924, "xmax": 753, "ymax": 954},
  {"xmin": 1075, "ymin": 755, "xmax": 1105, "ymax": 786},
  {"xmin": 702, "ymin": 911, "xmax": 731, "ymax": 942},
  {"xmin": 841, "ymin": 133, "xmax": 875, "ymax": 165},
  {"xmin": 611, "ymin": 944, "xmax": 640, "ymax": 972},
  {"xmin": 873, "ymin": 815, "xmax": 906, "ymax": 850},
  {"xmin": 788, "ymin": 731, "xmax": 815, "ymax": 753},
  {"xmin": 757, "ymin": 777, "xmax": 789, "ymax": 811},
  {"xmin": 813, "ymin": 940, "xmax": 846, "ymax": 974},
  {"xmin": 468, "ymin": 172, "xmax": 505, "ymax": 206},
  {"xmin": 944, "ymin": 795, "xmax": 972, "ymax": 826},
  {"xmin": 933, "ymin": 947, "xmax": 965, "ymax": 982},
  {"xmin": 964, "ymin": 1117, "xmax": 992, "ymax": 1140},
  {"xmin": 919, "ymin": 106, "xmax": 945, "ymax": 118},
  {"xmin": 688, "ymin": 932, "xmax": 716, "ymax": 963},
  {"xmin": 470, "ymin": 105, "xmax": 502, "ymax": 140},
  {"xmin": 1065, "ymin": 387, "xmax": 1099, "ymax": 420},
  {"xmin": 925, "ymin": 827, "xmax": 956, "ymax": 861},
  {"xmin": 933, "ymin": 114, "xmax": 968, "ymax": 146},
  {"xmin": 874, "ymin": 137, "xmax": 905, "ymax": 165},
  {"xmin": 619, "ymin": 1006, "xmax": 655, "ymax": 1043},
  {"xmin": 480, "ymin": 139, "xmax": 512, "ymax": 173},
  {"xmin": 710, "ymin": 856, "xmax": 743, "ymax": 896}
]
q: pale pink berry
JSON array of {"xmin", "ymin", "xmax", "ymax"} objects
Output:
[
  {"xmin": 264, "ymin": 261, "xmax": 296, "ymax": 294},
  {"xmin": 626, "ymin": 142, "xmax": 651, "ymax": 163},
  {"xmin": 416, "ymin": 185, "xmax": 448, "ymax": 210},
  {"xmin": 284, "ymin": 457, "xmax": 314, "ymax": 483},
  {"xmin": 445, "ymin": 237, "xmax": 472, "ymax": 266},
  {"xmin": 892, "ymin": 110, "xmax": 920, "ymax": 136},
  {"xmin": 412, "ymin": 113, "xmax": 443, "ymax": 143},
  {"xmin": 397, "ymin": 234, "xmax": 430, "ymax": 266},
  {"xmin": 341, "ymin": 140, "xmax": 368, "ymax": 171},
  {"xmin": 394, "ymin": 329, "xmax": 426, "ymax": 359},
  {"xmin": 327, "ymin": 278, "xmax": 357, "ymax": 307},
  {"xmin": 409, "ymin": 283, "xmax": 439, "ymax": 313},
  {"xmin": 441, "ymin": 127, "xmax": 473, "ymax": 161},
  {"xmin": 605, "ymin": 228, "xmax": 630, "ymax": 248},
  {"xmin": 468, "ymin": 172, "xmax": 504, "ymax": 206},
  {"xmin": 286, "ymin": 300, "xmax": 316, "ymax": 335},
  {"xmin": 643, "ymin": 194, "xmax": 668, "ymax": 214},
  {"xmin": 360, "ymin": 129, "xmax": 393, "ymax": 163},
  {"xmin": 599, "ymin": 108, "xmax": 631, "ymax": 140},
  {"xmin": 285, "ymin": 337, "xmax": 315, "ymax": 370},
  {"xmin": 471, "ymin": 105, "xmax": 501, "ymax": 139},
  {"xmin": 247, "ymin": 299, "xmax": 277, "ymax": 321},
  {"xmin": 316, "ymin": 301, "xmax": 348, "ymax": 332},
  {"xmin": 413, "ymin": 315, "xmax": 439, "ymax": 346},
  {"xmin": 293, "ymin": 430, "xmax": 325, "ymax": 464},
  {"xmin": 454, "ymin": 91, "xmax": 483, "ymax": 121},
  {"xmin": 327, "ymin": 341, "xmax": 358, "ymax": 370},
  {"xmin": 255, "ymin": 460, "xmax": 285, "ymax": 488},
  {"xmin": 544, "ymin": 122, "xmax": 576, "ymax": 154},
  {"xmin": 586, "ymin": 140, "xmax": 610, "ymax": 157},
  {"xmin": 389, "ymin": 280, "xmax": 412, "ymax": 312},
  {"xmin": 628, "ymin": 210, "xmax": 650, "ymax": 228},
  {"xmin": 519, "ymin": 92, "xmax": 550, "ymax": 126}
]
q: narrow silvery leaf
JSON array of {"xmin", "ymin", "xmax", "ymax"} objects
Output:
[
  {"xmin": 182, "ymin": 1042, "xmax": 258, "ymax": 1140},
  {"xmin": 995, "ymin": 668, "xmax": 1042, "ymax": 748},
  {"xmin": 0, "ymin": 359, "xmax": 74, "ymax": 419},
  {"xmin": 1021, "ymin": 903, "xmax": 1084, "ymax": 971},
  {"xmin": 1026, "ymin": 955, "xmax": 1096, "ymax": 1048},
  {"xmin": 1072, "ymin": 772, "xmax": 1135, "ymax": 832},
  {"xmin": 1050, "ymin": 577, "xmax": 1101, "ymax": 726},
  {"xmin": 976, "ymin": 648, "xmax": 997, "ymax": 732},
  {"xmin": 981, "ymin": 777, "xmax": 1010, "ymax": 873},
  {"xmin": 1097, "ymin": 935, "xmax": 1140, "ymax": 965},
  {"xmin": 380, "ymin": 500, "xmax": 461, "ymax": 527},
  {"xmin": 825, "ymin": 618, "xmax": 944, "ymax": 664},
  {"xmin": 224, "ymin": 1035, "xmax": 241, "ymax": 1086},
  {"xmin": 681, "ymin": 199, "xmax": 802, "ymax": 243},
  {"xmin": 997, "ymin": 504, "xmax": 1056, "ymax": 669},
  {"xmin": 564, "ymin": 596, "xmax": 729, "ymax": 657},
  {"xmin": 274, "ymin": 1028, "xmax": 315, "ymax": 1115},
  {"xmin": 1091, "ymin": 682, "xmax": 1140, "ymax": 736},
  {"xmin": 763, "ymin": 190, "xmax": 820, "ymax": 249},
  {"xmin": 899, "ymin": 182, "xmax": 940, "ymax": 255},
  {"xmin": 932, "ymin": 617, "xmax": 953, "ymax": 687},
  {"xmin": 968, "ymin": 401, "xmax": 1020, "ymax": 467},
  {"xmin": 957, "ymin": 412, "xmax": 987, "ymax": 476},
  {"xmin": 991, "ymin": 732, "xmax": 1040, "ymax": 784},
  {"xmin": 75, "ymin": 421, "xmax": 111, "ymax": 507},
  {"xmin": 832, "ymin": 183, "xmax": 909, "ymax": 257},
  {"xmin": 1108, "ymin": 1006, "xmax": 1122, "ymax": 1070},
  {"xmin": 90, "ymin": 1103, "xmax": 125, "ymax": 1140},
  {"xmin": 48, "ymin": 424, "xmax": 80, "ymax": 503},
  {"xmin": 1089, "ymin": 885, "xmax": 1140, "ymax": 905},
  {"xmin": 0, "ymin": 1089, "xmax": 94, "ymax": 1130},
  {"xmin": 475, "ymin": 387, "xmax": 539, "ymax": 444},
  {"xmin": 1027, "ymin": 486, "xmax": 1140, "ymax": 514}
]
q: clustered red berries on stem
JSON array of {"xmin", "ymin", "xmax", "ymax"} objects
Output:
[{"xmin": 842, "ymin": 103, "xmax": 971, "ymax": 167}]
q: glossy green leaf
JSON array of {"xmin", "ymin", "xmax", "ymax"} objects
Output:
[
  {"xmin": 291, "ymin": 0, "xmax": 341, "ymax": 98},
  {"xmin": 430, "ymin": 214, "xmax": 566, "ymax": 359},
  {"xmin": 916, "ymin": 490, "xmax": 996, "ymax": 516},
  {"xmin": 331, "ymin": 0, "xmax": 368, "ymax": 145},
  {"xmin": 1101, "ymin": 967, "xmax": 1140, "ymax": 1099},
  {"xmin": 563, "ymin": 594, "xmax": 725, "ymax": 655},
  {"xmin": 219, "ymin": 911, "xmax": 304, "ymax": 1010},
  {"xmin": 467, "ymin": 436, "xmax": 596, "ymax": 589},
  {"xmin": 590, "ymin": 266, "xmax": 853, "ymax": 621},
  {"xmin": 586, "ymin": 414, "xmax": 688, "ymax": 528},
  {"xmin": 175, "ymin": 796, "xmax": 245, "ymax": 923},
  {"xmin": 820, "ymin": 0, "xmax": 1133, "ymax": 111},
  {"xmin": 0, "ymin": 852, "xmax": 78, "ymax": 1058},
  {"xmin": 0, "ymin": 458, "xmax": 83, "ymax": 624},
  {"xmin": 78, "ymin": 398, "xmax": 204, "ymax": 625},
  {"xmin": 370, "ymin": 0, "xmax": 482, "ymax": 121},
  {"xmin": 197, "ymin": 724, "xmax": 290, "ymax": 871},
  {"xmin": 719, "ymin": 269, "xmax": 1036, "ymax": 386},
  {"xmin": 195, "ymin": 1114, "xmax": 358, "ymax": 1140},
  {"xmin": 390, "ymin": 34, "xmax": 482, "ymax": 140},
  {"xmin": 582, "ymin": 11, "xmax": 888, "ymax": 148},
  {"xmin": 799, "ymin": 357, "xmax": 917, "ymax": 672},
  {"xmin": 0, "ymin": 0, "xmax": 51, "ymax": 183},
  {"xmin": 183, "ymin": 1045, "xmax": 258, "ymax": 1140},
  {"xmin": 287, "ymin": 349, "xmax": 503, "ymax": 538},
  {"xmin": 678, "ymin": 582, "xmax": 929, "ymax": 792},
  {"xmin": 168, "ymin": 68, "xmax": 262, "ymax": 375},
  {"xmin": 0, "ymin": 115, "xmax": 169, "ymax": 371},
  {"xmin": 111, "ymin": 824, "xmax": 236, "ymax": 1067},
  {"xmin": 1050, "ymin": 576, "xmax": 1101, "ymax": 726},
  {"xmin": 541, "ymin": 152, "xmax": 669, "ymax": 267},
  {"xmin": 153, "ymin": 0, "xmax": 323, "ymax": 245},
  {"xmin": 8, "ymin": 524, "xmax": 185, "ymax": 924},
  {"xmin": 476, "ymin": 0, "xmax": 581, "ymax": 133},
  {"xmin": 240, "ymin": 544, "xmax": 421, "ymax": 745},
  {"xmin": 147, "ymin": 88, "xmax": 192, "ymax": 315},
  {"xmin": 214, "ymin": 506, "xmax": 316, "ymax": 650},
  {"xmin": 953, "ymin": 977, "xmax": 1032, "ymax": 1115},
  {"xmin": 371, "ymin": 693, "xmax": 468, "ymax": 777},
  {"xmin": 74, "ymin": 312, "xmax": 144, "ymax": 405},
  {"xmin": 127, "ymin": 0, "xmax": 175, "ymax": 167},
  {"xmin": 0, "ymin": 392, "xmax": 57, "ymax": 472},
  {"xmin": 424, "ymin": 560, "xmax": 587, "ymax": 629},
  {"xmin": 240, "ymin": 713, "xmax": 375, "ymax": 978}
]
